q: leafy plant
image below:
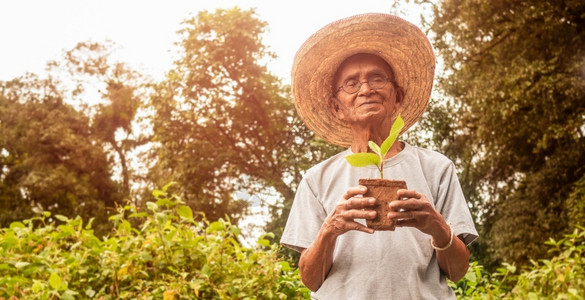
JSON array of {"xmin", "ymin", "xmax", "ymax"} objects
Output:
[
  {"xmin": 344, "ymin": 114, "xmax": 404, "ymax": 178},
  {"xmin": 0, "ymin": 183, "xmax": 310, "ymax": 299},
  {"xmin": 450, "ymin": 225, "xmax": 585, "ymax": 299}
]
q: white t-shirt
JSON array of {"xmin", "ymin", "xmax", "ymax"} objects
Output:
[{"xmin": 281, "ymin": 142, "xmax": 478, "ymax": 299}]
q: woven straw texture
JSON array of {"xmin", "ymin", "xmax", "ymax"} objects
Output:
[{"xmin": 291, "ymin": 13, "xmax": 435, "ymax": 147}]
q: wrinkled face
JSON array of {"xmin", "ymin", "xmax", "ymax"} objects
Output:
[{"xmin": 331, "ymin": 53, "xmax": 400, "ymax": 126}]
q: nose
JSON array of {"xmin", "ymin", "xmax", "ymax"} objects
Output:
[{"xmin": 357, "ymin": 81, "xmax": 375, "ymax": 94}]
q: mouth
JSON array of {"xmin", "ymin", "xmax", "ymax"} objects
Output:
[{"xmin": 357, "ymin": 100, "xmax": 382, "ymax": 108}]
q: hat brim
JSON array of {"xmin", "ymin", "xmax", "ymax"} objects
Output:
[{"xmin": 292, "ymin": 13, "xmax": 435, "ymax": 147}]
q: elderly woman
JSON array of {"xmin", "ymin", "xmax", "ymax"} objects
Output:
[{"xmin": 280, "ymin": 14, "xmax": 478, "ymax": 299}]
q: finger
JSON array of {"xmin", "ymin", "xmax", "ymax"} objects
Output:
[
  {"xmin": 347, "ymin": 221, "xmax": 375, "ymax": 234},
  {"xmin": 342, "ymin": 185, "xmax": 368, "ymax": 200},
  {"xmin": 394, "ymin": 218, "xmax": 419, "ymax": 228},
  {"xmin": 343, "ymin": 209, "xmax": 376, "ymax": 220},
  {"xmin": 344, "ymin": 197, "xmax": 377, "ymax": 209},
  {"xmin": 387, "ymin": 210, "xmax": 418, "ymax": 221},
  {"xmin": 397, "ymin": 189, "xmax": 422, "ymax": 199},
  {"xmin": 389, "ymin": 198, "xmax": 424, "ymax": 211}
]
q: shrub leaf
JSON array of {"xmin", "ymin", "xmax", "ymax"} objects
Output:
[
  {"xmin": 177, "ymin": 205, "xmax": 194, "ymax": 221},
  {"xmin": 49, "ymin": 272, "xmax": 61, "ymax": 290}
]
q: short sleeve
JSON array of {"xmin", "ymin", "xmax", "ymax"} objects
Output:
[
  {"xmin": 280, "ymin": 175, "xmax": 328, "ymax": 252},
  {"xmin": 435, "ymin": 162, "xmax": 478, "ymax": 246}
]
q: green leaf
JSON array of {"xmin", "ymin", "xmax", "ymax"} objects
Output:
[
  {"xmin": 345, "ymin": 153, "xmax": 380, "ymax": 167},
  {"xmin": 146, "ymin": 201, "xmax": 158, "ymax": 212},
  {"xmin": 464, "ymin": 271, "xmax": 477, "ymax": 283},
  {"xmin": 55, "ymin": 215, "xmax": 70, "ymax": 222},
  {"xmin": 368, "ymin": 141, "xmax": 381, "ymax": 156},
  {"xmin": 32, "ymin": 280, "xmax": 43, "ymax": 292},
  {"xmin": 162, "ymin": 181, "xmax": 177, "ymax": 192},
  {"xmin": 278, "ymin": 261, "xmax": 291, "ymax": 272},
  {"xmin": 230, "ymin": 226, "xmax": 241, "ymax": 236},
  {"xmin": 9, "ymin": 221, "xmax": 25, "ymax": 229},
  {"xmin": 155, "ymin": 198, "xmax": 174, "ymax": 208},
  {"xmin": 257, "ymin": 238, "xmax": 270, "ymax": 247},
  {"xmin": 152, "ymin": 189, "xmax": 166, "ymax": 199},
  {"xmin": 128, "ymin": 212, "xmax": 149, "ymax": 218},
  {"xmin": 201, "ymin": 264, "xmax": 211, "ymax": 276},
  {"xmin": 15, "ymin": 262, "xmax": 30, "ymax": 269},
  {"xmin": 49, "ymin": 272, "xmax": 62, "ymax": 290},
  {"xmin": 380, "ymin": 114, "xmax": 404, "ymax": 156},
  {"xmin": 62, "ymin": 290, "xmax": 78, "ymax": 300},
  {"xmin": 208, "ymin": 220, "xmax": 225, "ymax": 232}
]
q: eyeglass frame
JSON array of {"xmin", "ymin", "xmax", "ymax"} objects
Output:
[{"xmin": 336, "ymin": 75, "xmax": 395, "ymax": 94}]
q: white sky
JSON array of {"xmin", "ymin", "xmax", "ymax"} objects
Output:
[{"xmin": 0, "ymin": 0, "xmax": 425, "ymax": 83}]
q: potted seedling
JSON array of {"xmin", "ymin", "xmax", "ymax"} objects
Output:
[{"xmin": 345, "ymin": 114, "xmax": 406, "ymax": 231}]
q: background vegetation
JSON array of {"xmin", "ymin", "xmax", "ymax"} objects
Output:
[
  {"xmin": 0, "ymin": 0, "xmax": 583, "ymax": 297},
  {"xmin": 0, "ymin": 184, "xmax": 309, "ymax": 299},
  {"xmin": 418, "ymin": 0, "xmax": 585, "ymax": 269},
  {"xmin": 1, "ymin": 186, "xmax": 583, "ymax": 299}
]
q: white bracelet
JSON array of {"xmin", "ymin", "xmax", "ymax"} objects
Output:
[{"xmin": 431, "ymin": 223, "xmax": 453, "ymax": 251}]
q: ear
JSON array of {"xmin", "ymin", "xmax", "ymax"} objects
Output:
[
  {"xmin": 328, "ymin": 96, "xmax": 346, "ymax": 121},
  {"xmin": 394, "ymin": 86, "xmax": 405, "ymax": 110}
]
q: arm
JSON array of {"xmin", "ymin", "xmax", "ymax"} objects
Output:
[
  {"xmin": 298, "ymin": 223, "xmax": 337, "ymax": 291},
  {"xmin": 388, "ymin": 190, "xmax": 470, "ymax": 281},
  {"xmin": 299, "ymin": 186, "xmax": 377, "ymax": 291},
  {"xmin": 427, "ymin": 220, "xmax": 470, "ymax": 281}
]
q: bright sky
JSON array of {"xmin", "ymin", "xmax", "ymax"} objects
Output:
[{"xmin": 0, "ymin": 0, "xmax": 425, "ymax": 83}]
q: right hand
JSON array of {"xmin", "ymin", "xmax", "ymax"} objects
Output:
[{"xmin": 323, "ymin": 185, "xmax": 378, "ymax": 236}]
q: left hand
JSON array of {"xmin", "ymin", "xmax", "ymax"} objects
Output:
[{"xmin": 387, "ymin": 189, "xmax": 448, "ymax": 240}]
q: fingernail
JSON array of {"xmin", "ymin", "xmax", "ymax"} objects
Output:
[{"xmin": 369, "ymin": 198, "xmax": 376, "ymax": 204}]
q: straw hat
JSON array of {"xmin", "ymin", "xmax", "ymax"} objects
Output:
[{"xmin": 291, "ymin": 13, "xmax": 435, "ymax": 147}]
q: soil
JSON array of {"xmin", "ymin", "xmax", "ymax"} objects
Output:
[{"xmin": 359, "ymin": 178, "xmax": 407, "ymax": 231}]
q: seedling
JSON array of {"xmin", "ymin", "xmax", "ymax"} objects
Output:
[{"xmin": 345, "ymin": 114, "xmax": 404, "ymax": 179}]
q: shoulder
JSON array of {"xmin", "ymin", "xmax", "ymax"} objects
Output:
[
  {"xmin": 404, "ymin": 143, "xmax": 455, "ymax": 173},
  {"xmin": 304, "ymin": 149, "xmax": 352, "ymax": 178}
]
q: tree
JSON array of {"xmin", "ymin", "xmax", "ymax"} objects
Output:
[
  {"xmin": 49, "ymin": 41, "xmax": 150, "ymax": 198},
  {"xmin": 148, "ymin": 7, "xmax": 339, "ymax": 230},
  {"xmin": 0, "ymin": 75, "xmax": 122, "ymax": 234},
  {"xmin": 426, "ymin": 0, "xmax": 585, "ymax": 267}
]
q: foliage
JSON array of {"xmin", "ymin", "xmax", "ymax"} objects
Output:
[
  {"xmin": 148, "ymin": 7, "xmax": 339, "ymax": 237},
  {"xmin": 0, "ymin": 183, "xmax": 310, "ymax": 299},
  {"xmin": 451, "ymin": 226, "xmax": 585, "ymax": 299},
  {"xmin": 426, "ymin": 0, "xmax": 585, "ymax": 267},
  {"xmin": 48, "ymin": 41, "xmax": 150, "ymax": 198},
  {"xmin": 345, "ymin": 114, "xmax": 404, "ymax": 178},
  {"xmin": 0, "ymin": 75, "xmax": 122, "ymax": 235}
]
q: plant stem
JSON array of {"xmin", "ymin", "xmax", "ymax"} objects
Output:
[
  {"xmin": 380, "ymin": 160, "xmax": 384, "ymax": 179},
  {"xmin": 379, "ymin": 160, "xmax": 384, "ymax": 179}
]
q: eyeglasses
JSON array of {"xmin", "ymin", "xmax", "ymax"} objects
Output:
[{"xmin": 337, "ymin": 75, "xmax": 393, "ymax": 94}]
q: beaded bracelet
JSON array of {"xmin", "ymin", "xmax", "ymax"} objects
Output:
[{"xmin": 431, "ymin": 223, "xmax": 453, "ymax": 251}]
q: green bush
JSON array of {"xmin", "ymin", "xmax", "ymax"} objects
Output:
[
  {"xmin": 3, "ymin": 182, "xmax": 584, "ymax": 299},
  {"xmin": 451, "ymin": 226, "xmax": 585, "ymax": 299},
  {"xmin": 0, "ymin": 183, "xmax": 310, "ymax": 299}
]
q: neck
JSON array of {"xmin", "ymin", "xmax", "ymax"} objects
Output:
[{"xmin": 349, "ymin": 121, "xmax": 404, "ymax": 158}]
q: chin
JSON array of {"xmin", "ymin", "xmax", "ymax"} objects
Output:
[{"xmin": 351, "ymin": 114, "xmax": 387, "ymax": 126}]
